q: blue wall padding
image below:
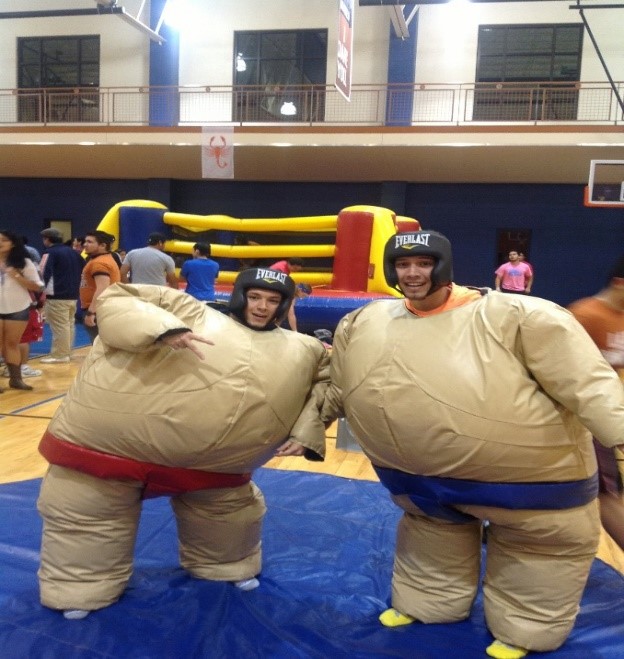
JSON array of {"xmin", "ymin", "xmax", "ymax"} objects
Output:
[{"xmin": 119, "ymin": 207, "xmax": 167, "ymax": 252}]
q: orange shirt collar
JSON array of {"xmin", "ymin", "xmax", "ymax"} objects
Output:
[{"xmin": 405, "ymin": 284, "xmax": 482, "ymax": 317}]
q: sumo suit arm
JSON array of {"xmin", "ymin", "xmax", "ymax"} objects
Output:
[
  {"xmin": 517, "ymin": 303, "xmax": 624, "ymax": 449},
  {"xmin": 284, "ymin": 345, "xmax": 332, "ymax": 461},
  {"xmin": 320, "ymin": 312, "xmax": 355, "ymax": 425},
  {"xmin": 95, "ymin": 283, "xmax": 209, "ymax": 351}
]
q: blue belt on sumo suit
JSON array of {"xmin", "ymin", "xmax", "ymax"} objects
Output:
[
  {"xmin": 39, "ymin": 431, "xmax": 251, "ymax": 499},
  {"xmin": 374, "ymin": 465, "xmax": 599, "ymax": 523}
]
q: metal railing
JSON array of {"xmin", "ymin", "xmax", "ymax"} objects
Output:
[{"xmin": 0, "ymin": 81, "xmax": 622, "ymax": 127}]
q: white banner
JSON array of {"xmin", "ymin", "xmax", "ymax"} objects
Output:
[{"xmin": 202, "ymin": 127, "xmax": 234, "ymax": 179}]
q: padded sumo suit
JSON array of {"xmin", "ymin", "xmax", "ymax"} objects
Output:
[
  {"xmin": 321, "ymin": 232, "xmax": 624, "ymax": 654},
  {"xmin": 37, "ymin": 280, "xmax": 329, "ymax": 613}
]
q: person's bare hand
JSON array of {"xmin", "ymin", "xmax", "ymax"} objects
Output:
[
  {"xmin": 161, "ymin": 332, "xmax": 214, "ymax": 360},
  {"xmin": 275, "ymin": 439, "xmax": 305, "ymax": 457}
]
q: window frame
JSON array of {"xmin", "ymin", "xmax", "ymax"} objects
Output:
[
  {"xmin": 474, "ymin": 24, "xmax": 584, "ymax": 122},
  {"xmin": 232, "ymin": 29, "xmax": 328, "ymax": 123}
]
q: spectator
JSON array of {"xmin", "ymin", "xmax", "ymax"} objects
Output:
[
  {"xmin": 2, "ymin": 293, "xmax": 44, "ymax": 380},
  {"xmin": 517, "ymin": 251, "xmax": 533, "ymax": 274},
  {"xmin": 71, "ymin": 237, "xmax": 85, "ymax": 254},
  {"xmin": 269, "ymin": 256, "xmax": 304, "ymax": 276},
  {"xmin": 22, "ymin": 236, "xmax": 41, "ymax": 265},
  {"xmin": 234, "ymin": 234, "xmax": 261, "ymax": 270},
  {"xmin": 495, "ymin": 250, "xmax": 533, "ymax": 294},
  {"xmin": 0, "ymin": 229, "xmax": 44, "ymax": 390},
  {"xmin": 568, "ymin": 254, "xmax": 624, "ymax": 550},
  {"xmin": 120, "ymin": 232, "xmax": 177, "ymax": 288},
  {"xmin": 79, "ymin": 230, "xmax": 121, "ymax": 343},
  {"xmin": 40, "ymin": 228, "xmax": 84, "ymax": 364},
  {"xmin": 179, "ymin": 242, "xmax": 219, "ymax": 302},
  {"xmin": 283, "ymin": 282, "xmax": 312, "ymax": 332}
]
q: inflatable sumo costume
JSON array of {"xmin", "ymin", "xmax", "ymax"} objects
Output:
[
  {"xmin": 37, "ymin": 268, "xmax": 329, "ymax": 618},
  {"xmin": 322, "ymin": 231, "xmax": 624, "ymax": 658}
]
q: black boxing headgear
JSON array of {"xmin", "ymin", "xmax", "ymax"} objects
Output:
[
  {"xmin": 383, "ymin": 231, "xmax": 453, "ymax": 295},
  {"xmin": 229, "ymin": 267, "xmax": 296, "ymax": 329}
]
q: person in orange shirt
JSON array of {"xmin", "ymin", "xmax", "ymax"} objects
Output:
[
  {"xmin": 322, "ymin": 231, "xmax": 624, "ymax": 659},
  {"xmin": 79, "ymin": 231, "xmax": 121, "ymax": 342},
  {"xmin": 568, "ymin": 255, "xmax": 624, "ymax": 550}
]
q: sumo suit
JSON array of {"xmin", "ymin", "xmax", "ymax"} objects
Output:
[
  {"xmin": 37, "ymin": 279, "xmax": 329, "ymax": 613},
  {"xmin": 321, "ymin": 231, "xmax": 624, "ymax": 654}
]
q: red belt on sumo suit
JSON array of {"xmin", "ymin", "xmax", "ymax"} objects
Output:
[{"xmin": 39, "ymin": 431, "xmax": 251, "ymax": 499}]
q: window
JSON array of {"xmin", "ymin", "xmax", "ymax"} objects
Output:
[
  {"xmin": 17, "ymin": 36, "xmax": 100, "ymax": 123},
  {"xmin": 474, "ymin": 25, "xmax": 583, "ymax": 121},
  {"xmin": 233, "ymin": 30, "xmax": 327, "ymax": 122}
]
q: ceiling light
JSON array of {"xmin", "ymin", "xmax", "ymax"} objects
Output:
[{"xmin": 280, "ymin": 102, "xmax": 297, "ymax": 116}]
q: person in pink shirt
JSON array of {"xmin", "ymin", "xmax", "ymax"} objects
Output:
[
  {"xmin": 269, "ymin": 257, "xmax": 304, "ymax": 275},
  {"xmin": 495, "ymin": 250, "xmax": 533, "ymax": 294}
]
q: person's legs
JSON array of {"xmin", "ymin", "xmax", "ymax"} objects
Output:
[
  {"xmin": 3, "ymin": 317, "xmax": 30, "ymax": 389},
  {"xmin": 597, "ymin": 491, "xmax": 624, "ymax": 549},
  {"xmin": 480, "ymin": 500, "xmax": 600, "ymax": 653},
  {"xmin": 593, "ymin": 440, "xmax": 624, "ymax": 549},
  {"xmin": 37, "ymin": 465, "xmax": 143, "ymax": 612},
  {"xmin": 172, "ymin": 482, "xmax": 266, "ymax": 582},
  {"xmin": 2, "ymin": 317, "xmax": 27, "ymax": 366},
  {"xmin": 386, "ymin": 495, "xmax": 482, "ymax": 623},
  {"xmin": 43, "ymin": 299, "xmax": 74, "ymax": 359}
]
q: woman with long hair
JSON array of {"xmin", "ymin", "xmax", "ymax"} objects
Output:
[{"xmin": 0, "ymin": 230, "xmax": 44, "ymax": 390}]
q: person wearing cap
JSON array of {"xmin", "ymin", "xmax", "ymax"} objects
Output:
[
  {"xmin": 321, "ymin": 230, "xmax": 624, "ymax": 659},
  {"xmin": 39, "ymin": 227, "xmax": 85, "ymax": 364},
  {"xmin": 119, "ymin": 231, "xmax": 177, "ymax": 288},
  {"xmin": 79, "ymin": 230, "xmax": 121, "ymax": 342},
  {"xmin": 36, "ymin": 267, "xmax": 329, "ymax": 620}
]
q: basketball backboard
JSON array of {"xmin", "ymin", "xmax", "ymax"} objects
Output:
[{"xmin": 586, "ymin": 160, "xmax": 624, "ymax": 207}]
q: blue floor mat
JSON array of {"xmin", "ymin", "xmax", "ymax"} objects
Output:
[{"xmin": 1, "ymin": 470, "xmax": 623, "ymax": 658}]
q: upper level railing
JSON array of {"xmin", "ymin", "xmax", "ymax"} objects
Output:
[{"xmin": 0, "ymin": 81, "xmax": 622, "ymax": 127}]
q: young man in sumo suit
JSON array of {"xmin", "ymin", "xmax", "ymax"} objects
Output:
[
  {"xmin": 321, "ymin": 231, "xmax": 624, "ymax": 659},
  {"xmin": 37, "ymin": 267, "xmax": 329, "ymax": 620}
]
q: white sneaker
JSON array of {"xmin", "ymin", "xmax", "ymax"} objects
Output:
[
  {"xmin": 40, "ymin": 356, "xmax": 70, "ymax": 364},
  {"xmin": 233, "ymin": 578, "xmax": 259, "ymax": 591},
  {"xmin": 63, "ymin": 609, "xmax": 90, "ymax": 620},
  {"xmin": 21, "ymin": 365, "xmax": 43, "ymax": 378}
]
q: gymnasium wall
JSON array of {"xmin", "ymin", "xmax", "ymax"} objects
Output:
[{"xmin": 1, "ymin": 176, "xmax": 622, "ymax": 307}]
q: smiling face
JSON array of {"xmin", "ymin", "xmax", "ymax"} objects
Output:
[
  {"xmin": 395, "ymin": 255, "xmax": 449, "ymax": 311},
  {"xmin": 243, "ymin": 287, "xmax": 283, "ymax": 329},
  {"xmin": 395, "ymin": 255, "xmax": 435, "ymax": 298}
]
